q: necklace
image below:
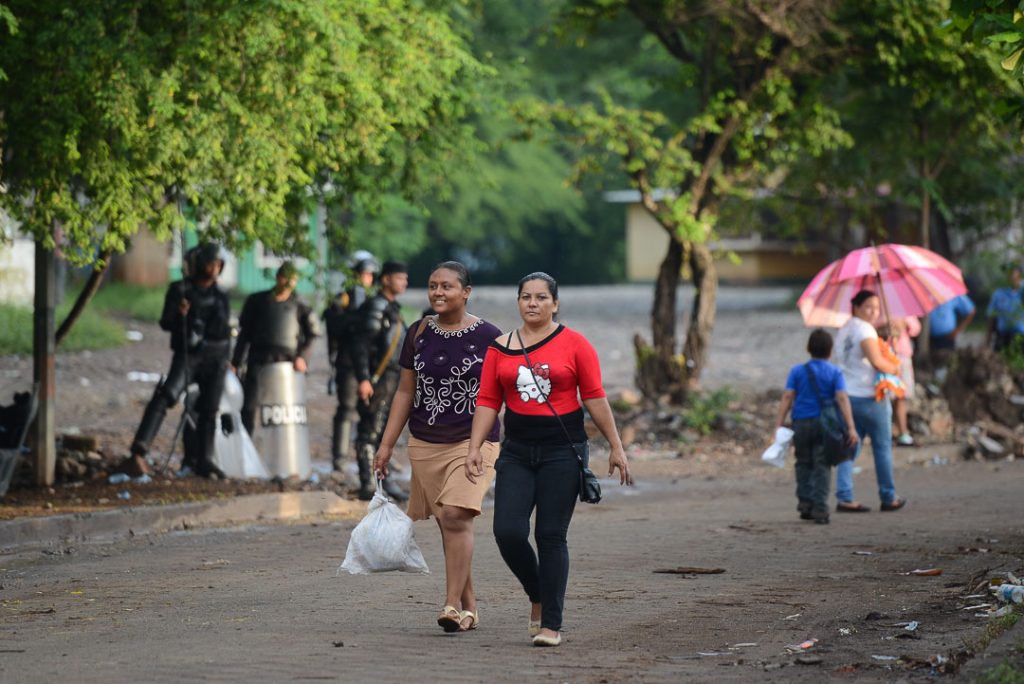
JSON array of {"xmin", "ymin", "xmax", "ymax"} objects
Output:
[{"xmin": 428, "ymin": 315, "xmax": 482, "ymax": 339}]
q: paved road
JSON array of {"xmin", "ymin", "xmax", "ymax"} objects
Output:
[{"xmin": 2, "ymin": 451, "xmax": 1021, "ymax": 683}]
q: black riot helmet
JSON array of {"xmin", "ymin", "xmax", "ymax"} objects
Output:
[
  {"xmin": 353, "ymin": 256, "xmax": 379, "ymax": 276},
  {"xmin": 185, "ymin": 243, "xmax": 225, "ymax": 279}
]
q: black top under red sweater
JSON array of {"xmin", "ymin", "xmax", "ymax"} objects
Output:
[{"xmin": 477, "ymin": 325, "xmax": 606, "ymax": 445}]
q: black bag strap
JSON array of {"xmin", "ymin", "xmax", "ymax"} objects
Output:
[
  {"xmin": 803, "ymin": 362, "xmax": 829, "ymax": 410},
  {"xmin": 515, "ymin": 329, "xmax": 586, "ymax": 468}
]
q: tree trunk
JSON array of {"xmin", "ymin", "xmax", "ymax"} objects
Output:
[
  {"xmin": 55, "ymin": 251, "xmax": 112, "ymax": 346},
  {"xmin": 33, "ymin": 239, "xmax": 56, "ymax": 487},
  {"xmin": 918, "ymin": 160, "xmax": 933, "ymax": 358},
  {"xmin": 634, "ymin": 237, "xmax": 687, "ymax": 404},
  {"xmin": 682, "ymin": 241, "xmax": 717, "ymax": 387}
]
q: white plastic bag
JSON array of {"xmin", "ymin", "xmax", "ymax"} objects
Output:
[
  {"xmin": 212, "ymin": 371, "xmax": 270, "ymax": 479},
  {"xmin": 761, "ymin": 426, "xmax": 794, "ymax": 469},
  {"xmin": 339, "ymin": 482, "xmax": 429, "ymax": 575}
]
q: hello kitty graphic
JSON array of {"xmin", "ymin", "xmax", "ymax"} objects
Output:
[{"xmin": 517, "ymin": 363, "xmax": 552, "ymax": 403}]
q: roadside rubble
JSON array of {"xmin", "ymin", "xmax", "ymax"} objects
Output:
[
  {"xmin": 939, "ymin": 347, "xmax": 1024, "ymax": 460},
  {"xmin": 757, "ymin": 569, "xmax": 1024, "ymax": 677}
]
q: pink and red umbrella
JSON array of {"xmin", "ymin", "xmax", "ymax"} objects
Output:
[{"xmin": 797, "ymin": 243, "xmax": 967, "ymax": 328}]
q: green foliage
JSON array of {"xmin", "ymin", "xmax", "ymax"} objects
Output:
[
  {"xmin": 404, "ymin": 1, "xmax": 594, "ymax": 280},
  {"xmin": 729, "ymin": 0, "xmax": 1024, "ymax": 262},
  {"xmin": 1002, "ymin": 335, "xmax": 1024, "ymax": 372},
  {"xmin": 681, "ymin": 388, "xmax": 738, "ymax": 436},
  {"xmin": 342, "ymin": 195, "xmax": 429, "ymax": 265},
  {"xmin": 0, "ymin": 302, "xmax": 124, "ymax": 355},
  {"xmin": 0, "ymin": 1, "xmax": 483, "ymax": 265},
  {"xmin": 547, "ymin": 1, "xmax": 853, "ymax": 244},
  {"xmin": 977, "ymin": 661, "xmax": 1024, "ymax": 684},
  {"xmin": 952, "ymin": 0, "xmax": 1024, "ymax": 81},
  {"xmin": 337, "ymin": 0, "xmax": 636, "ymax": 284},
  {"xmin": 973, "ymin": 605, "xmax": 1023, "ymax": 654},
  {"xmin": 0, "ymin": 3, "xmax": 14, "ymax": 81},
  {"xmin": 88, "ymin": 283, "xmax": 166, "ymax": 323},
  {"xmin": 609, "ymin": 398, "xmax": 635, "ymax": 413}
]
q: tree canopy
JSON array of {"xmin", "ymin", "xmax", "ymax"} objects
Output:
[
  {"xmin": 0, "ymin": 0, "xmax": 484, "ymax": 264},
  {"xmin": 527, "ymin": 0, "xmax": 853, "ymax": 401},
  {"xmin": 734, "ymin": 0, "xmax": 1024, "ymax": 276}
]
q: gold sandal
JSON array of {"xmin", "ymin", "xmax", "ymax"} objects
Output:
[
  {"xmin": 437, "ymin": 605, "xmax": 461, "ymax": 633},
  {"xmin": 459, "ymin": 610, "xmax": 479, "ymax": 631}
]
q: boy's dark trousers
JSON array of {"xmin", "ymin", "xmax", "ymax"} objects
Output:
[{"xmin": 792, "ymin": 417, "xmax": 830, "ymax": 521}]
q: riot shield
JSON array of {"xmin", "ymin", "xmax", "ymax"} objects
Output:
[{"xmin": 250, "ymin": 362, "xmax": 311, "ymax": 478}]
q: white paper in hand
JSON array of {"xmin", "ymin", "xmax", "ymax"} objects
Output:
[
  {"xmin": 761, "ymin": 426, "xmax": 794, "ymax": 469},
  {"xmin": 339, "ymin": 482, "xmax": 429, "ymax": 575}
]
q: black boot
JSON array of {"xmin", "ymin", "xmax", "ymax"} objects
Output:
[
  {"xmin": 131, "ymin": 387, "xmax": 171, "ymax": 456},
  {"xmin": 331, "ymin": 418, "xmax": 353, "ymax": 472},
  {"xmin": 356, "ymin": 446, "xmax": 375, "ymax": 501}
]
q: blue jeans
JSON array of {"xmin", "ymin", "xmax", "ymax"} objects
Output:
[
  {"xmin": 835, "ymin": 396, "xmax": 897, "ymax": 504},
  {"xmin": 492, "ymin": 438, "xmax": 582, "ymax": 631}
]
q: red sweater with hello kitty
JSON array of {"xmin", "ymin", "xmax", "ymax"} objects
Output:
[{"xmin": 477, "ymin": 325, "xmax": 606, "ymax": 444}]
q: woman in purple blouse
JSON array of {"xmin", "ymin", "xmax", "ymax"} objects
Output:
[{"xmin": 374, "ymin": 261, "xmax": 501, "ymax": 633}]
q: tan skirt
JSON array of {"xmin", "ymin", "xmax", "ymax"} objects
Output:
[{"xmin": 405, "ymin": 437, "xmax": 498, "ymax": 521}]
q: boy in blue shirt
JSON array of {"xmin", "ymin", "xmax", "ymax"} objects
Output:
[
  {"xmin": 986, "ymin": 263, "xmax": 1024, "ymax": 352},
  {"xmin": 929, "ymin": 293, "xmax": 975, "ymax": 369},
  {"xmin": 773, "ymin": 329, "xmax": 858, "ymax": 524}
]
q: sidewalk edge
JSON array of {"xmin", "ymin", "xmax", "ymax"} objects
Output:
[{"xmin": 0, "ymin": 492, "xmax": 366, "ymax": 549}]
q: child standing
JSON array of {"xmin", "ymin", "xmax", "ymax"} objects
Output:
[{"xmin": 773, "ymin": 329, "xmax": 859, "ymax": 524}]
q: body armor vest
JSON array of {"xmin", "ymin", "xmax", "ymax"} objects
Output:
[{"xmin": 254, "ymin": 297, "xmax": 302, "ymax": 355}]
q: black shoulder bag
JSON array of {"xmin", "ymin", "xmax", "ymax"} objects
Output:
[
  {"xmin": 514, "ymin": 330, "xmax": 602, "ymax": 504},
  {"xmin": 804, "ymin": 362, "xmax": 855, "ymax": 467}
]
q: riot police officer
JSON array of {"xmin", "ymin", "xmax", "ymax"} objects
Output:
[
  {"xmin": 130, "ymin": 243, "xmax": 232, "ymax": 478},
  {"xmin": 232, "ymin": 261, "xmax": 319, "ymax": 434},
  {"xmin": 325, "ymin": 254, "xmax": 378, "ymax": 471},
  {"xmin": 349, "ymin": 260, "xmax": 409, "ymax": 500}
]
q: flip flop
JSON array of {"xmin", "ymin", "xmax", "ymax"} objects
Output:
[
  {"xmin": 528, "ymin": 619, "xmax": 542, "ymax": 637},
  {"xmin": 437, "ymin": 605, "xmax": 461, "ymax": 633},
  {"xmin": 836, "ymin": 501, "xmax": 871, "ymax": 513}
]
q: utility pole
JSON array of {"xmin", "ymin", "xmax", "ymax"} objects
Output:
[{"xmin": 32, "ymin": 238, "xmax": 55, "ymax": 486}]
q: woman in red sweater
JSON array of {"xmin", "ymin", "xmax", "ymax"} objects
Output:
[{"xmin": 466, "ymin": 272, "xmax": 632, "ymax": 647}]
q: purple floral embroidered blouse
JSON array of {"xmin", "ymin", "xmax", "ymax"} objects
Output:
[{"xmin": 398, "ymin": 317, "xmax": 502, "ymax": 444}]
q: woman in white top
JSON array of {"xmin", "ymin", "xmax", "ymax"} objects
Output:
[{"xmin": 833, "ymin": 290, "xmax": 906, "ymax": 513}]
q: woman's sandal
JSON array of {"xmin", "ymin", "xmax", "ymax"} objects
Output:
[
  {"xmin": 437, "ymin": 605, "xmax": 462, "ymax": 633},
  {"xmin": 528, "ymin": 619, "xmax": 542, "ymax": 637},
  {"xmin": 459, "ymin": 610, "xmax": 479, "ymax": 632},
  {"xmin": 532, "ymin": 632, "xmax": 561, "ymax": 647}
]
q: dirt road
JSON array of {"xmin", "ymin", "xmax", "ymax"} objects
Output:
[{"xmin": 1, "ymin": 447, "xmax": 1021, "ymax": 682}]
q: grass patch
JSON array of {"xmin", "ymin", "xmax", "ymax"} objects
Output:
[
  {"xmin": 610, "ymin": 398, "xmax": 636, "ymax": 413},
  {"xmin": 977, "ymin": 661, "xmax": 1024, "ymax": 684},
  {"xmin": 0, "ymin": 302, "xmax": 125, "ymax": 355},
  {"xmin": 89, "ymin": 282, "xmax": 166, "ymax": 323},
  {"xmin": 1002, "ymin": 336, "xmax": 1024, "ymax": 373},
  {"xmin": 974, "ymin": 606, "xmax": 1023, "ymax": 654},
  {"xmin": 682, "ymin": 387, "xmax": 738, "ymax": 435}
]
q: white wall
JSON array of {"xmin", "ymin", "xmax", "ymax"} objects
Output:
[{"xmin": 0, "ymin": 216, "xmax": 35, "ymax": 307}]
